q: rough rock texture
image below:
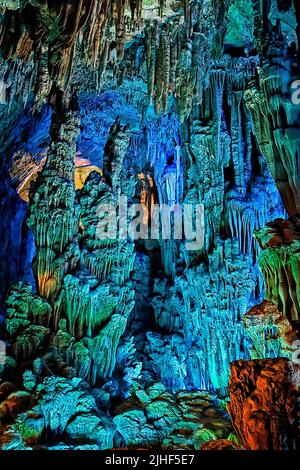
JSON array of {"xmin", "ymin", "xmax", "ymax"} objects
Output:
[
  {"xmin": 243, "ymin": 300, "xmax": 298, "ymax": 360},
  {"xmin": 0, "ymin": 0, "xmax": 299, "ymax": 451},
  {"xmin": 113, "ymin": 383, "xmax": 232, "ymax": 450},
  {"xmin": 200, "ymin": 439, "xmax": 240, "ymax": 450},
  {"xmin": 27, "ymin": 106, "xmax": 81, "ymax": 301},
  {"xmin": 228, "ymin": 359, "xmax": 300, "ymax": 450},
  {"xmin": 255, "ymin": 218, "xmax": 300, "ymax": 321},
  {"xmin": 0, "ymin": 376, "xmax": 115, "ymax": 450}
]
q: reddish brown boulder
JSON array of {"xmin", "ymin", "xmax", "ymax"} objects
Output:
[
  {"xmin": 0, "ymin": 382, "xmax": 17, "ymax": 402},
  {"xmin": 254, "ymin": 218, "xmax": 300, "ymax": 249},
  {"xmin": 201, "ymin": 439, "xmax": 240, "ymax": 450},
  {"xmin": 228, "ymin": 358, "xmax": 300, "ymax": 450},
  {"xmin": 0, "ymin": 390, "xmax": 33, "ymax": 420}
]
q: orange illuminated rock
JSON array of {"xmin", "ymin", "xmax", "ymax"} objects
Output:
[
  {"xmin": 74, "ymin": 164, "xmax": 102, "ymax": 190},
  {"xmin": 13, "ymin": 152, "xmax": 102, "ymax": 201},
  {"xmin": 201, "ymin": 439, "xmax": 240, "ymax": 450},
  {"xmin": 228, "ymin": 358, "xmax": 300, "ymax": 450}
]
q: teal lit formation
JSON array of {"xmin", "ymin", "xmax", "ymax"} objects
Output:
[{"xmin": 0, "ymin": 0, "xmax": 299, "ymax": 451}]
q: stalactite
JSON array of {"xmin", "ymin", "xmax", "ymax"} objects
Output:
[
  {"xmin": 258, "ymin": 243, "xmax": 300, "ymax": 322},
  {"xmin": 149, "ymin": 239, "xmax": 260, "ymax": 392},
  {"xmin": 0, "ymin": 55, "xmax": 35, "ymax": 109},
  {"xmin": 89, "ymin": 314, "xmax": 128, "ymax": 383},
  {"xmin": 0, "ymin": 0, "xmax": 147, "ymax": 105},
  {"xmin": 5, "ymin": 283, "xmax": 52, "ymax": 339},
  {"xmin": 143, "ymin": 41, "xmax": 285, "ymax": 390},
  {"xmin": 228, "ymin": 91, "xmax": 245, "ymax": 191},
  {"xmin": 244, "ymin": 14, "xmax": 300, "ymax": 217},
  {"xmin": 54, "ymin": 274, "xmax": 119, "ymax": 338},
  {"xmin": 155, "ymin": 23, "xmax": 170, "ymax": 114},
  {"xmin": 145, "ymin": 19, "xmax": 159, "ymax": 103}
]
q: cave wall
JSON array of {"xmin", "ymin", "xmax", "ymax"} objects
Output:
[{"xmin": 0, "ymin": 0, "xmax": 299, "ymax": 450}]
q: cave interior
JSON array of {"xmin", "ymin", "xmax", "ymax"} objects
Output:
[{"xmin": 0, "ymin": 0, "xmax": 300, "ymax": 451}]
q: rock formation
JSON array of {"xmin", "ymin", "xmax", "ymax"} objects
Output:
[
  {"xmin": 228, "ymin": 359, "xmax": 300, "ymax": 450},
  {"xmin": 0, "ymin": 0, "xmax": 299, "ymax": 451}
]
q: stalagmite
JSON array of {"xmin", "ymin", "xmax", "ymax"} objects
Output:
[
  {"xmin": 28, "ymin": 107, "xmax": 81, "ymax": 301},
  {"xmin": 1, "ymin": 0, "xmax": 300, "ymax": 451}
]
